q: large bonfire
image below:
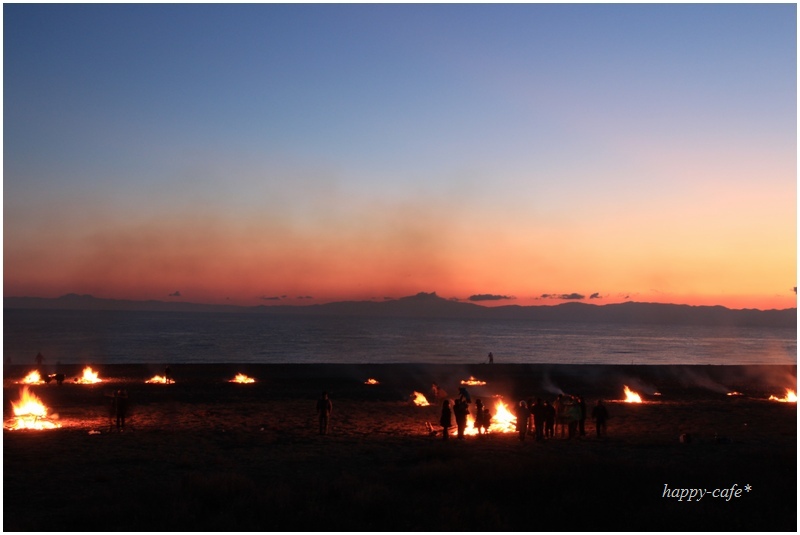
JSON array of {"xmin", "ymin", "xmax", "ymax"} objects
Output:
[
  {"xmin": 74, "ymin": 366, "xmax": 102, "ymax": 384},
  {"xmin": 622, "ymin": 385, "xmax": 643, "ymax": 403},
  {"xmin": 768, "ymin": 389, "xmax": 797, "ymax": 403},
  {"xmin": 6, "ymin": 386, "xmax": 61, "ymax": 430},
  {"xmin": 17, "ymin": 370, "xmax": 46, "ymax": 385}
]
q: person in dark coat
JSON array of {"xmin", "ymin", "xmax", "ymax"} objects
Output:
[
  {"xmin": 532, "ymin": 398, "xmax": 545, "ymax": 441},
  {"xmin": 592, "ymin": 399, "xmax": 610, "ymax": 437},
  {"xmin": 453, "ymin": 398, "xmax": 469, "ymax": 439},
  {"xmin": 439, "ymin": 400, "xmax": 452, "ymax": 440},
  {"xmin": 543, "ymin": 400, "xmax": 555, "ymax": 439},
  {"xmin": 113, "ymin": 389, "xmax": 129, "ymax": 430},
  {"xmin": 515, "ymin": 400, "xmax": 530, "ymax": 441},
  {"xmin": 316, "ymin": 392, "xmax": 333, "ymax": 435},
  {"xmin": 474, "ymin": 398, "xmax": 487, "ymax": 435},
  {"xmin": 577, "ymin": 395, "xmax": 587, "ymax": 436}
]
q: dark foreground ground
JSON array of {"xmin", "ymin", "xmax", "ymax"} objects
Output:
[{"xmin": 3, "ymin": 363, "xmax": 797, "ymax": 531}]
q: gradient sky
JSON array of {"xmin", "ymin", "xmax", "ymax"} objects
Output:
[{"xmin": 4, "ymin": 4, "xmax": 797, "ymax": 310}]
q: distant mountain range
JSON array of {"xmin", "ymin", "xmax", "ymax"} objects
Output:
[{"xmin": 4, "ymin": 292, "xmax": 796, "ymax": 328}]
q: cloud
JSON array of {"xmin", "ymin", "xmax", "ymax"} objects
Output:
[
  {"xmin": 468, "ymin": 294, "xmax": 515, "ymax": 302},
  {"xmin": 168, "ymin": 291, "xmax": 181, "ymax": 297},
  {"xmin": 589, "ymin": 292, "xmax": 601, "ymax": 299},
  {"xmin": 260, "ymin": 295, "xmax": 282, "ymax": 301},
  {"xmin": 541, "ymin": 293, "xmax": 585, "ymax": 300},
  {"xmin": 297, "ymin": 295, "xmax": 314, "ymax": 300}
]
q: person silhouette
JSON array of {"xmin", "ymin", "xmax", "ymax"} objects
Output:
[
  {"xmin": 439, "ymin": 400, "xmax": 452, "ymax": 440},
  {"xmin": 592, "ymin": 399, "xmax": 610, "ymax": 437},
  {"xmin": 316, "ymin": 392, "xmax": 333, "ymax": 435},
  {"xmin": 488, "ymin": 352, "xmax": 494, "ymax": 364},
  {"xmin": 113, "ymin": 389, "xmax": 129, "ymax": 431}
]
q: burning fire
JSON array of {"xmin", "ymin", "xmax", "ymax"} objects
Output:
[
  {"xmin": 727, "ymin": 391, "xmax": 744, "ymax": 397},
  {"xmin": 768, "ymin": 389, "xmax": 797, "ymax": 403},
  {"xmin": 460, "ymin": 376, "xmax": 487, "ymax": 386},
  {"xmin": 364, "ymin": 378, "xmax": 379, "ymax": 385},
  {"xmin": 146, "ymin": 375, "xmax": 171, "ymax": 384},
  {"xmin": 75, "ymin": 366, "xmax": 102, "ymax": 384},
  {"xmin": 412, "ymin": 391, "xmax": 430, "ymax": 407},
  {"xmin": 623, "ymin": 385, "xmax": 642, "ymax": 403},
  {"xmin": 462, "ymin": 400, "xmax": 517, "ymax": 436},
  {"xmin": 230, "ymin": 373, "xmax": 255, "ymax": 383},
  {"xmin": 17, "ymin": 370, "xmax": 45, "ymax": 385},
  {"xmin": 6, "ymin": 386, "xmax": 61, "ymax": 430}
]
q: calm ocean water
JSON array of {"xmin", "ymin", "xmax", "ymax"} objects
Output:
[{"xmin": 2, "ymin": 309, "xmax": 796, "ymax": 366}]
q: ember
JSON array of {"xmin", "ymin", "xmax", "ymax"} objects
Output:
[
  {"xmin": 364, "ymin": 378, "xmax": 379, "ymax": 385},
  {"xmin": 6, "ymin": 386, "xmax": 61, "ymax": 430},
  {"xmin": 230, "ymin": 373, "xmax": 255, "ymax": 383},
  {"xmin": 460, "ymin": 376, "xmax": 487, "ymax": 386},
  {"xmin": 623, "ymin": 385, "xmax": 642, "ymax": 403},
  {"xmin": 17, "ymin": 370, "xmax": 45, "ymax": 385},
  {"xmin": 412, "ymin": 391, "xmax": 430, "ymax": 406},
  {"xmin": 768, "ymin": 389, "xmax": 797, "ymax": 403},
  {"xmin": 75, "ymin": 366, "xmax": 102, "ymax": 384}
]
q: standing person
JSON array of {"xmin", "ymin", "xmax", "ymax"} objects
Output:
[
  {"xmin": 577, "ymin": 396, "xmax": 587, "ymax": 437},
  {"xmin": 543, "ymin": 400, "xmax": 555, "ymax": 439},
  {"xmin": 113, "ymin": 389, "xmax": 129, "ymax": 431},
  {"xmin": 532, "ymin": 398, "xmax": 545, "ymax": 441},
  {"xmin": 316, "ymin": 392, "xmax": 333, "ymax": 435},
  {"xmin": 35, "ymin": 352, "xmax": 45, "ymax": 369},
  {"xmin": 474, "ymin": 399, "xmax": 487, "ymax": 435},
  {"xmin": 453, "ymin": 398, "xmax": 469, "ymax": 440},
  {"xmin": 487, "ymin": 352, "xmax": 494, "ymax": 364},
  {"xmin": 592, "ymin": 399, "xmax": 610, "ymax": 437},
  {"xmin": 439, "ymin": 400, "xmax": 452, "ymax": 440},
  {"xmin": 515, "ymin": 400, "xmax": 529, "ymax": 441}
]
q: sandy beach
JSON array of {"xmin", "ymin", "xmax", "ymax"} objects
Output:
[{"xmin": 3, "ymin": 363, "xmax": 796, "ymax": 531}]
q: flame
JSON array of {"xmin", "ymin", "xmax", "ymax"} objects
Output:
[
  {"xmin": 623, "ymin": 385, "xmax": 642, "ymax": 403},
  {"xmin": 727, "ymin": 391, "xmax": 744, "ymax": 397},
  {"xmin": 7, "ymin": 386, "xmax": 61, "ymax": 430},
  {"xmin": 768, "ymin": 389, "xmax": 797, "ymax": 403},
  {"xmin": 75, "ymin": 366, "xmax": 102, "ymax": 384},
  {"xmin": 17, "ymin": 370, "xmax": 45, "ymax": 385},
  {"xmin": 364, "ymin": 378, "xmax": 379, "ymax": 385},
  {"xmin": 460, "ymin": 400, "xmax": 517, "ymax": 436},
  {"xmin": 230, "ymin": 373, "xmax": 255, "ymax": 383},
  {"xmin": 146, "ymin": 375, "xmax": 170, "ymax": 384},
  {"xmin": 412, "ymin": 391, "xmax": 430, "ymax": 407},
  {"xmin": 460, "ymin": 376, "xmax": 487, "ymax": 386}
]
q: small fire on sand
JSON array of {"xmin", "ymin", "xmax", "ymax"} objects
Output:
[
  {"xmin": 146, "ymin": 375, "xmax": 172, "ymax": 384},
  {"xmin": 460, "ymin": 376, "xmax": 487, "ymax": 386},
  {"xmin": 230, "ymin": 374, "xmax": 255, "ymax": 383},
  {"xmin": 17, "ymin": 370, "xmax": 46, "ymax": 385},
  {"xmin": 74, "ymin": 366, "xmax": 102, "ymax": 384},
  {"xmin": 412, "ymin": 391, "xmax": 430, "ymax": 406},
  {"xmin": 364, "ymin": 378, "xmax": 379, "ymax": 385},
  {"xmin": 768, "ymin": 389, "xmax": 797, "ymax": 403},
  {"xmin": 6, "ymin": 386, "xmax": 61, "ymax": 430},
  {"xmin": 623, "ymin": 385, "xmax": 643, "ymax": 403},
  {"xmin": 727, "ymin": 392, "xmax": 744, "ymax": 397}
]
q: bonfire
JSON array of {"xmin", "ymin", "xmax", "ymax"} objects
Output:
[
  {"xmin": 768, "ymin": 389, "xmax": 797, "ymax": 403},
  {"xmin": 6, "ymin": 386, "xmax": 61, "ymax": 430},
  {"xmin": 623, "ymin": 385, "xmax": 642, "ymax": 403},
  {"xmin": 460, "ymin": 376, "xmax": 487, "ymax": 386},
  {"xmin": 412, "ymin": 391, "xmax": 430, "ymax": 407},
  {"xmin": 74, "ymin": 366, "xmax": 102, "ymax": 384},
  {"xmin": 146, "ymin": 375, "xmax": 172, "ymax": 384},
  {"xmin": 727, "ymin": 391, "xmax": 744, "ymax": 397},
  {"xmin": 364, "ymin": 378, "xmax": 379, "ymax": 385},
  {"xmin": 17, "ymin": 370, "xmax": 45, "ymax": 385},
  {"xmin": 462, "ymin": 399, "xmax": 516, "ymax": 436},
  {"xmin": 230, "ymin": 373, "xmax": 255, "ymax": 383}
]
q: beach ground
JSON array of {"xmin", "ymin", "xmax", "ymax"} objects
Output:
[{"xmin": 3, "ymin": 364, "xmax": 797, "ymax": 531}]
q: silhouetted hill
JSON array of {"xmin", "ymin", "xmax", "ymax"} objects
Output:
[{"xmin": 4, "ymin": 292, "xmax": 795, "ymax": 328}]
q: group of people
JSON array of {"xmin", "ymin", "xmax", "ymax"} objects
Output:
[{"xmin": 438, "ymin": 390, "xmax": 610, "ymax": 441}]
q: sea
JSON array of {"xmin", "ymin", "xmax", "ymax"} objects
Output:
[{"xmin": 3, "ymin": 308, "xmax": 796, "ymax": 366}]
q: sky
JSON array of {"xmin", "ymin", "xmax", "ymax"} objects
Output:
[{"xmin": 3, "ymin": 3, "xmax": 797, "ymax": 310}]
